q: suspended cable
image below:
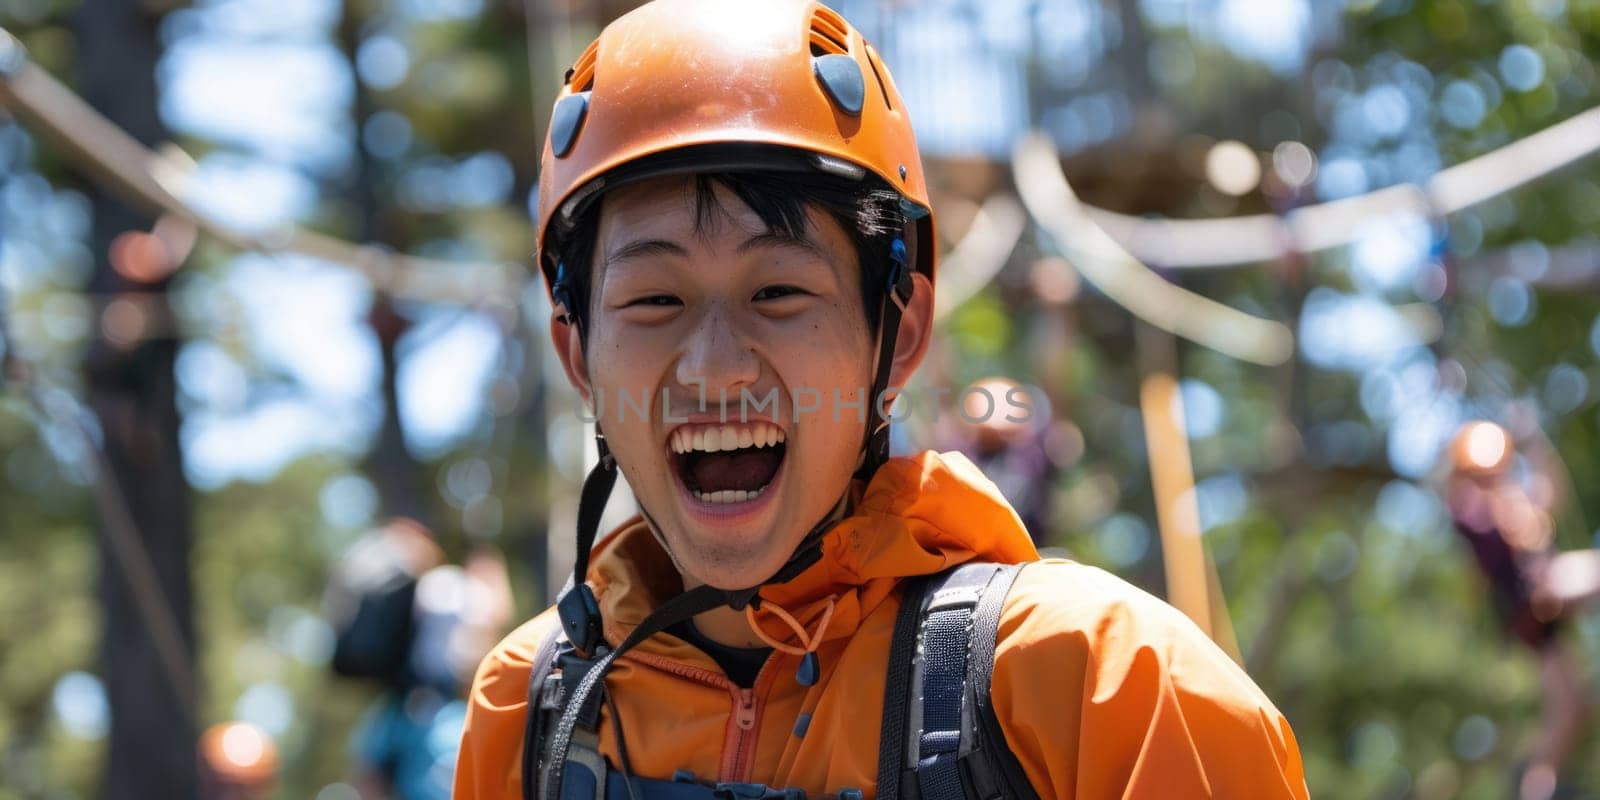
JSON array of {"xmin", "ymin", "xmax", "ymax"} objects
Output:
[
  {"xmin": 1084, "ymin": 105, "xmax": 1600, "ymax": 269},
  {"xmin": 1014, "ymin": 134, "xmax": 1297, "ymax": 366},
  {"xmin": 932, "ymin": 193, "xmax": 1026, "ymax": 322}
]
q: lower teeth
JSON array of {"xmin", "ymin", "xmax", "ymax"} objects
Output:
[{"xmin": 694, "ymin": 486, "xmax": 765, "ymax": 504}]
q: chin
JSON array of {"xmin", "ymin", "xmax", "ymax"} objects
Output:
[{"xmin": 664, "ymin": 526, "xmax": 797, "ymax": 591}]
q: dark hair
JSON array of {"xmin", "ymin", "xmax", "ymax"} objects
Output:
[{"xmin": 552, "ymin": 170, "xmax": 906, "ymax": 341}]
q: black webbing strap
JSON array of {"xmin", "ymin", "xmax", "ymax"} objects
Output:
[
  {"xmin": 853, "ymin": 235, "xmax": 914, "ymax": 482},
  {"xmin": 877, "ymin": 561, "xmax": 1037, "ymax": 800},
  {"xmin": 557, "ymin": 439, "xmax": 617, "ymax": 657},
  {"xmin": 875, "ymin": 573, "xmax": 934, "ymax": 799},
  {"xmin": 965, "ymin": 565, "xmax": 1038, "ymax": 800},
  {"xmin": 544, "ymin": 584, "xmax": 729, "ymax": 799},
  {"xmin": 914, "ymin": 564, "xmax": 1001, "ymax": 800},
  {"xmin": 523, "ymin": 625, "xmax": 568, "ymax": 800}
]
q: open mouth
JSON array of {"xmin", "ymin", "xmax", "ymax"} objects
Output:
[{"xmin": 668, "ymin": 421, "xmax": 787, "ymax": 505}]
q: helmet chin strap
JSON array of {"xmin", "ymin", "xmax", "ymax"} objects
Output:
[
  {"xmin": 856, "ymin": 236, "xmax": 913, "ymax": 481},
  {"xmin": 637, "ymin": 490, "xmax": 853, "ymax": 604},
  {"xmin": 555, "ymin": 428, "xmax": 860, "ymax": 657}
]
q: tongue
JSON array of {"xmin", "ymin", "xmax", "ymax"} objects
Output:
[{"xmin": 691, "ymin": 449, "xmax": 782, "ymax": 493}]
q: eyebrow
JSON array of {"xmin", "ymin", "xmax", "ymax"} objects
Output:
[
  {"xmin": 735, "ymin": 231, "xmax": 829, "ymax": 260},
  {"xmin": 603, "ymin": 238, "xmax": 689, "ymax": 270},
  {"xmin": 604, "ymin": 231, "xmax": 829, "ymax": 271}
]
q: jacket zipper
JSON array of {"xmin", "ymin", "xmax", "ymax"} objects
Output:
[
  {"xmin": 625, "ymin": 650, "xmax": 777, "ymax": 783},
  {"xmin": 728, "ymin": 686, "xmax": 758, "ymax": 779}
]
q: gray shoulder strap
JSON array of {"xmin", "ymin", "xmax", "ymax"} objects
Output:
[{"xmin": 908, "ymin": 561, "xmax": 1038, "ymax": 800}]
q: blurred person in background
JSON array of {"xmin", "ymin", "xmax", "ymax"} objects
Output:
[
  {"xmin": 1445, "ymin": 421, "xmax": 1600, "ymax": 800},
  {"xmin": 325, "ymin": 518, "xmax": 512, "ymax": 799},
  {"xmin": 198, "ymin": 721, "xmax": 277, "ymax": 800},
  {"xmin": 937, "ymin": 377, "xmax": 1063, "ymax": 545}
]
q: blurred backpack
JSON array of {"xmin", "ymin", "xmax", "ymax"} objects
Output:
[{"xmin": 325, "ymin": 518, "xmax": 442, "ymax": 687}]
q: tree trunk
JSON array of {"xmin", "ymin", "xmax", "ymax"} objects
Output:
[
  {"xmin": 365, "ymin": 295, "xmax": 425, "ymax": 521},
  {"xmin": 75, "ymin": 1, "xmax": 196, "ymax": 798},
  {"xmin": 337, "ymin": 3, "xmax": 427, "ymax": 523}
]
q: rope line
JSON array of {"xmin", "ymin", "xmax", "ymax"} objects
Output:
[
  {"xmin": 1014, "ymin": 134, "xmax": 1297, "ymax": 366},
  {"xmin": 1078, "ymin": 105, "xmax": 1600, "ymax": 270},
  {"xmin": 0, "ymin": 28, "xmax": 521, "ymax": 310}
]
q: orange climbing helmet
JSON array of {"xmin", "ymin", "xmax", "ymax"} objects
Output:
[
  {"xmin": 532, "ymin": 0, "xmax": 940, "ymax": 683},
  {"xmin": 533, "ymin": 0, "xmax": 935, "ymax": 293}
]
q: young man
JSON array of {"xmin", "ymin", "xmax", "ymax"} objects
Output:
[{"xmin": 455, "ymin": 1, "xmax": 1309, "ymax": 797}]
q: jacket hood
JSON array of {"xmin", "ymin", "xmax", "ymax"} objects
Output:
[{"xmin": 587, "ymin": 449, "xmax": 1040, "ymax": 651}]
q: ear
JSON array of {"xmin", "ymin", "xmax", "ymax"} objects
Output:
[
  {"xmin": 887, "ymin": 271, "xmax": 935, "ymax": 388},
  {"xmin": 551, "ymin": 309, "xmax": 595, "ymax": 408}
]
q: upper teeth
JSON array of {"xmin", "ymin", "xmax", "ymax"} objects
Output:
[{"xmin": 670, "ymin": 422, "xmax": 786, "ymax": 454}]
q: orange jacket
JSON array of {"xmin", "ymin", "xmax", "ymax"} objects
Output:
[{"xmin": 455, "ymin": 451, "xmax": 1309, "ymax": 798}]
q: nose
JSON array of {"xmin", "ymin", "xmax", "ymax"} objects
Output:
[{"xmin": 674, "ymin": 304, "xmax": 761, "ymax": 404}]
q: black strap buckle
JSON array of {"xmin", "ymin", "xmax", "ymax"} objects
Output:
[
  {"xmin": 884, "ymin": 237, "xmax": 912, "ymax": 311},
  {"xmin": 553, "ymin": 261, "xmax": 579, "ymax": 326},
  {"xmin": 711, "ymin": 782, "xmax": 806, "ymax": 799},
  {"xmin": 557, "ymin": 582, "xmax": 604, "ymax": 656}
]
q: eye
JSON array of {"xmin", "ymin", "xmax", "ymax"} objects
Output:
[
  {"xmin": 753, "ymin": 285, "xmax": 807, "ymax": 301},
  {"xmin": 625, "ymin": 294, "xmax": 681, "ymax": 307}
]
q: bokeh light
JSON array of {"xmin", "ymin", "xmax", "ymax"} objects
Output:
[
  {"xmin": 1498, "ymin": 44, "xmax": 1546, "ymax": 92},
  {"xmin": 1454, "ymin": 421, "xmax": 1513, "ymax": 475},
  {"xmin": 51, "ymin": 671, "xmax": 108, "ymax": 740},
  {"xmin": 1204, "ymin": 140, "xmax": 1262, "ymax": 196},
  {"xmin": 1271, "ymin": 140, "xmax": 1317, "ymax": 188}
]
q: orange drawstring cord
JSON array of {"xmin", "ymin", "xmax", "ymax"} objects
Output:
[{"xmin": 744, "ymin": 595, "xmax": 837, "ymax": 657}]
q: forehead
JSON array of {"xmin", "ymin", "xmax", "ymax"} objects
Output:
[{"xmin": 594, "ymin": 174, "xmax": 854, "ymax": 261}]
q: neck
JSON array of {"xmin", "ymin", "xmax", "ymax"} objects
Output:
[
  {"xmin": 690, "ymin": 600, "xmax": 765, "ymax": 648},
  {"xmin": 676, "ymin": 571, "xmax": 765, "ymax": 647}
]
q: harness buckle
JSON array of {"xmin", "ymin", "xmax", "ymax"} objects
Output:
[
  {"xmin": 711, "ymin": 782, "xmax": 806, "ymax": 799},
  {"xmin": 557, "ymin": 582, "xmax": 604, "ymax": 656}
]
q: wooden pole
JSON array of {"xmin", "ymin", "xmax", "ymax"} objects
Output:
[
  {"xmin": 1139, "ymin": 370, "xmax": 1213, "ymax": 636},
  {"xmin": 1137, "ymin": 327, "xmax": 1243, "ymax": 661}
]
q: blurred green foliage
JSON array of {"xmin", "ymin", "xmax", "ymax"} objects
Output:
[{"xmin": 1, "ymin": 0, "xmax": 1599, "ymax": 798}]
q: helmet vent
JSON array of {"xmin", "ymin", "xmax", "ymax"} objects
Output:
[
  {"xmin": 864, "ymin": 44, "xmax": 893, "ymax": 111},
  {"xmin": 808, "ymin": 6, "xmax": 850, "ymax": 57},
  {"xmin": 567, "ymin": 40, "xmax": 599, "ymax": 91}
]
